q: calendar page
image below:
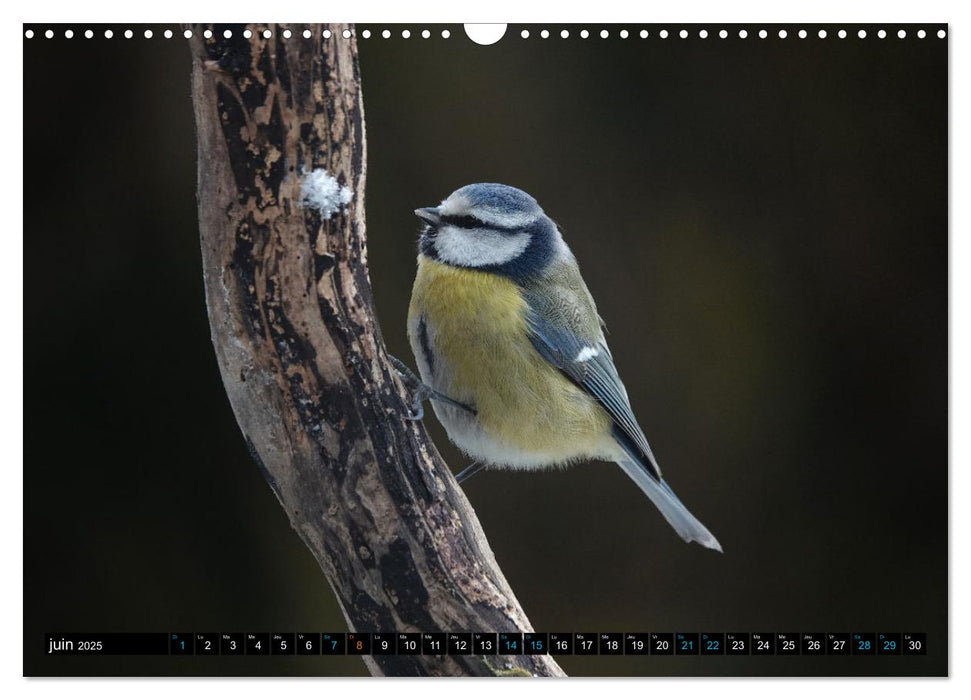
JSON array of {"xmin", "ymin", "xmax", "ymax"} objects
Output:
[{"xmin": 23, "ymin": 21, "xmax": 947, "ymax": 678}]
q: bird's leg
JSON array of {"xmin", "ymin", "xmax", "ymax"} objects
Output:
[
  {"xmin": 455, "ymin": 461, "xmax": 486, "ymax": 484},
  {"xmin": 388, "ymin": 355, "xmax": 476, "ymax": 421}
]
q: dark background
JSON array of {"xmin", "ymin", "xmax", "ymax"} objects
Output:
[{"xmin": 24, "ymin": 24, "xmax": 947, "ymax": 676}]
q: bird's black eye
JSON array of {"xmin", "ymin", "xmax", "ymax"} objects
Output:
[{"xmin": 441, "ymin": 214, "xmax": 485, "ymax": 229}]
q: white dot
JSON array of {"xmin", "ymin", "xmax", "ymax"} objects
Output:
[
  {"xmin": 144, "ymin": 29, "xmax": 153, "ymax": 38},
  {"xmin": 561, "ymin": 29, "xmax": 569, "ymax": 39},
  {"xmin": 601, "ymin": 29, "xmax": 609, "ymax": 39},
  {"xmin": 799, "ymin": 29, "xmax": 807, "ymax": 39},
  {"xmin": 739, "ymin": 29, "xmax": 748, "ymax": 39},
  {"xmin": 85, "ymin": 29, "xmax": 93, "ymax": 39},
  {"xmin": 362, "ymin": 29, "xmax": 371, "ymax": 38},
  {"xmin": 24, "ymin": 29, "xmax": 33, "ymax": 39},
  {"xmin": 679, "ymin": 29, "xmax": 688, "ymax": 39},
  {"xmin": 699, "ymin": 29, "xmax": 708, "ymax": 39},
  {"xmin": 44, "ymin": 29, "xmax": 53, "ymax": 38},
  {"xmin": 581, "ymin": 29, "xmax": 590, "ymax": 39},
  {"xmin": 125, "ymin": 29, "xmax": 133, "ymax": 39},
  {"xmin": 818, "ymin": 29, "xmax": 827, "ymax": 39},
  {"xmin": 382, "ymin": 29, "xmax": 390, "ymax": 38},
  {"xmin": 540, "ymin": 29, "xmax": 549, "ymax": 39},
  {"xmin": 938, "ymin": 29, "xmax": 946, "ymax": 39},
  {"xmin": 203, "ymin": 29, "xmax": 212, "ymax": 38},
  {"xmin": 165, "ymin": 29, "xmax": 174, "ymax": 39},
  {"xmin": 660, "ymin": 29, "xmax": 668, "ymax": 39},
  {"xmin": 620, "ymin": 29, "xmax": 628, "ymax": 38},
  {"xmin": 838, "ymin": 29, "xmax": 847, "ymax": 39},
  {"xmin": 878, "ymin": 29, "xmax": 886, "ymax": 39},
  {"xmin": 222, "ymin": 29, "xmax": 231, "ymax": 39},
  {"xmin": 918, "ymin": 29, "xmax": 926, "ymax": 38},
  {"xmin": 105, "ymin": 29, "xmax": 114, "ymax": 38},
  {"xmin": 640, "ymin": 30, "xmax": 649, "ymax": 38},
  {"xmin": 304, "ymin": 29, "xmax": 312, "ymax": 38},
  {"xmin": 422, "ymin": 29, "xmax": 430, "ymax": 38},
  {"xmin": 402, "ymin": 29, "xmax": 411, "ymax": 39},
  {"xmin": 520, "ymin": 29, "xmax": 529, "ymax": 38},
  {"xmin": 322, "ymin": 29, "xmax": 331, "ymax": 38},
  {"xmin": 858, "ymin": 29, "xmax": 866, "ymax": 38},
  {"xmin": 64, "ymin": 29, "xmax": 73, "ymax": 38},
  {"xmin": 441, "ymin": 29, "xmax": 450, "ymax": 38},
  {"xmin": 342, "ymin": 29, "xmax": 352, "ymax": 38},
  {"xmin": 184, "ymin": 29, "xmax": 192, "ymax": 39},
  {"xmin": 283, "ymin": 29, "xmax": 292, "ymax": 38},
  {"xmin": 778, "ymin": 29, "xmax": 787, "ymax": 39},
  {"xmin": 897, "ymin": 29, "xmax": 906, "ymax": 39},
  {"xmin": 759, "ymin": 29, "xmax": 768, "ymax": 39},
  {"xmin": 719, "ymin": 29, "xmax": 727, "ymax": 39}
]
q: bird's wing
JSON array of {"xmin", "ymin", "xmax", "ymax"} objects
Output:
[{"xmin": 522, "ymin": 280, "xmax": 662, "ymax": 482}]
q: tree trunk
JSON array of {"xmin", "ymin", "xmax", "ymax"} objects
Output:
[{"xmin": 187, "ymin": 23, "xmax": 565, "ymax": 677}]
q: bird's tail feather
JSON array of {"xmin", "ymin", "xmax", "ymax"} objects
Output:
[{"xmin": 615, "ymin": 455, "xmax": 723, "ymax": 552}]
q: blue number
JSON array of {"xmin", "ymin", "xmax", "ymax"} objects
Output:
[
  {"xmin": 707, "ymin": 640, "xmax": 719, "ymax": 650},
  {"xmin": 883, "ymin": 641, "xmax": 896, "ymax": 650},
  {"xmin": 681, "ymin": 640, "xmax": 693, "ymax": 650},
  {"xmin": 858, "ymin": 640, "xmax": 871, "ymax": 650}
]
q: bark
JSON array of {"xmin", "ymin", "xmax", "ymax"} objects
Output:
[{"xmin": 186, "ymin": 23, "xmax": 565, "ymax": 677}]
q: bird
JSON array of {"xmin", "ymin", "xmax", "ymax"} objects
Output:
[{"xmin": 402, "ymin": 183, "xmax": 722, "ymax": 552}]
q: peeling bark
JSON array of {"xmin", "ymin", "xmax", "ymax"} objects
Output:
[{"xmin": 187, "ymin": 23, "xmax": 565, "ymax": 677}]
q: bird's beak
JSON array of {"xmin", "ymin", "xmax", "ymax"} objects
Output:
[{"xmin": 415, "ymin": 207, "xmax": 441, "ymax": 225}]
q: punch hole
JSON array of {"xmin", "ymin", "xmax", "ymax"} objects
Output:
[
  {"xmin": 818, "ymin": 29, "xmax": 827, "ymax": 38},
  {"xmin": 105, "ymin": 29, "xmax": 114, "ymax": 38},
  {"xmin": 463, "ymin": 24, "xmax": 506, "ymax": 45},
  {"xmin": 322, "ymin": 29, "xmax": 331, "ymax": 38},
  {"xmin": 878, "ymin": 29, "xmax": 886, "ymax": 39},
  {"xmin": 382, "ymin": 29, "xmax": 391, "ymax": 38},
  {"xmin": 778, "ymin": 29, "xmax": 787, "ymax": 39},
  {"xmin": 145, "ymin": 29, "xmax": 153, "ymax": 39},
  {"xmin": 699, "ymin": 29, "xmax": 708, "ymax": 39},
  {"xmin": 541, "ymin": 29, "xmax": 549, "ymax": 39},
  {"xmin": 164, "ymin": 29, "xmax": 173, "ymax": 38},
  {"xmin": 620, "ymin": 29, "xmax": 629, "ymax": 38},
  {"xmin": 938, "ymin": 29, "xmax": 946, "ymax": 38},
  {"xmin": 125, "ymin": 29, "xmax": 133, "ymax": 39},
  {"xmin": 917, "ymin": 29, "xmax": 926, "ymax": 38},
  {"xmin": 738, "ymin": 29, "xmax": 747, "ymax": 38},
  {"xmin": 362, "ymin": 29, "xmax": 372, "ymax": 38},
  {"xmin": 184, "ymin": 29, "xmax": 192, "ymax": 39},
  {"xmin": 441, "ymin": 29, "xmax": 450, "ymax": 39},
  {"xmin": 561, "ymin": 30, "xmax": 569, "ymax": 39},
  {"xmin": 85, "ymin": 30, "xmax": 93, "ymax": 39},
  {"xmin": 402, "ymin": 30, "xmax": 411, "ymax": 39},
  {"xmin": 641, "ymin": 30, "xmax": 650, "ymax": 38},
  {"xmin": 342, "ymin": 29, "xmax": 352, "ymax": 38},
  {"xmin": 520, "ymin": 29, "xmax": 529, "ymax": 38},
  {"xmin": 422, "ymin": 30, "xmax": 431, "ymax": 38},
  {"xmin": 897, "ymin": 29, "xmax": 906, "ymax": 38},
  {"xmin": 581, "ymin": 29, "xmax": 590, "ymax": 39},
  {"xmin": 283, "ymin": 29, "xmax": 292, "ymax": 38},
  {"xmin": 25, "ymin": 29, "xmax": 33, "ymax": 38},
  {"xmin": 659, "ymin": 29, "xmax": 668, "ymax": 39},
  {"xmin": 719, "ymin": 29, "xmax": 727, "ymax": 39},
  {"xmin": 601, "ymin": 29, "xmax": 610, "ymax": 39},
  {"xmin": 679, "ymin": 29, "xmax": 688, "ymax": 39}
]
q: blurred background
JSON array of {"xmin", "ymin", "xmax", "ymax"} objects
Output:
[{"xmin": 24, "ymin": 24, "xmax": 946, "ymax": 676}]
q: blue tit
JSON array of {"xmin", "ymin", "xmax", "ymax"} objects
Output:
[{"xmin": 406, "ymin": 183, "xmax": 722, "ymax": 552}]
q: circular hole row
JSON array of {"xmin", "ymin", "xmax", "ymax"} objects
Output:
[
  {"xmin": 24, "ymin": 29, "xmax": 362, "ymax": 39},
  {"xmin": 516, "ymin": 27, "xmax": 946, "ymax": 40},
  {"xmin": 24, "ymin": 27, "xmax": 948, "ymax": 41}
]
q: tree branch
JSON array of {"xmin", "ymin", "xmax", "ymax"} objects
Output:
[{"xmin": 187, "ymin": 23, "xmax": 565, "ymax": 677}]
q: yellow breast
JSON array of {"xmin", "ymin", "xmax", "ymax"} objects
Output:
[{"xmin": 407, "ymin": 257, "xmax": 611, "ymax": 464}]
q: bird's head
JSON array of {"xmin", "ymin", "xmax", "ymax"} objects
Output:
[{"xmin": 415, "ymin": 183, "xmax": 565, "ymax": 279}]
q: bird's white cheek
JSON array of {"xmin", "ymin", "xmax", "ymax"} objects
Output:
[{"xmin": 434, "ymin": 226, "xmax": 531, "ymax": 267}]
